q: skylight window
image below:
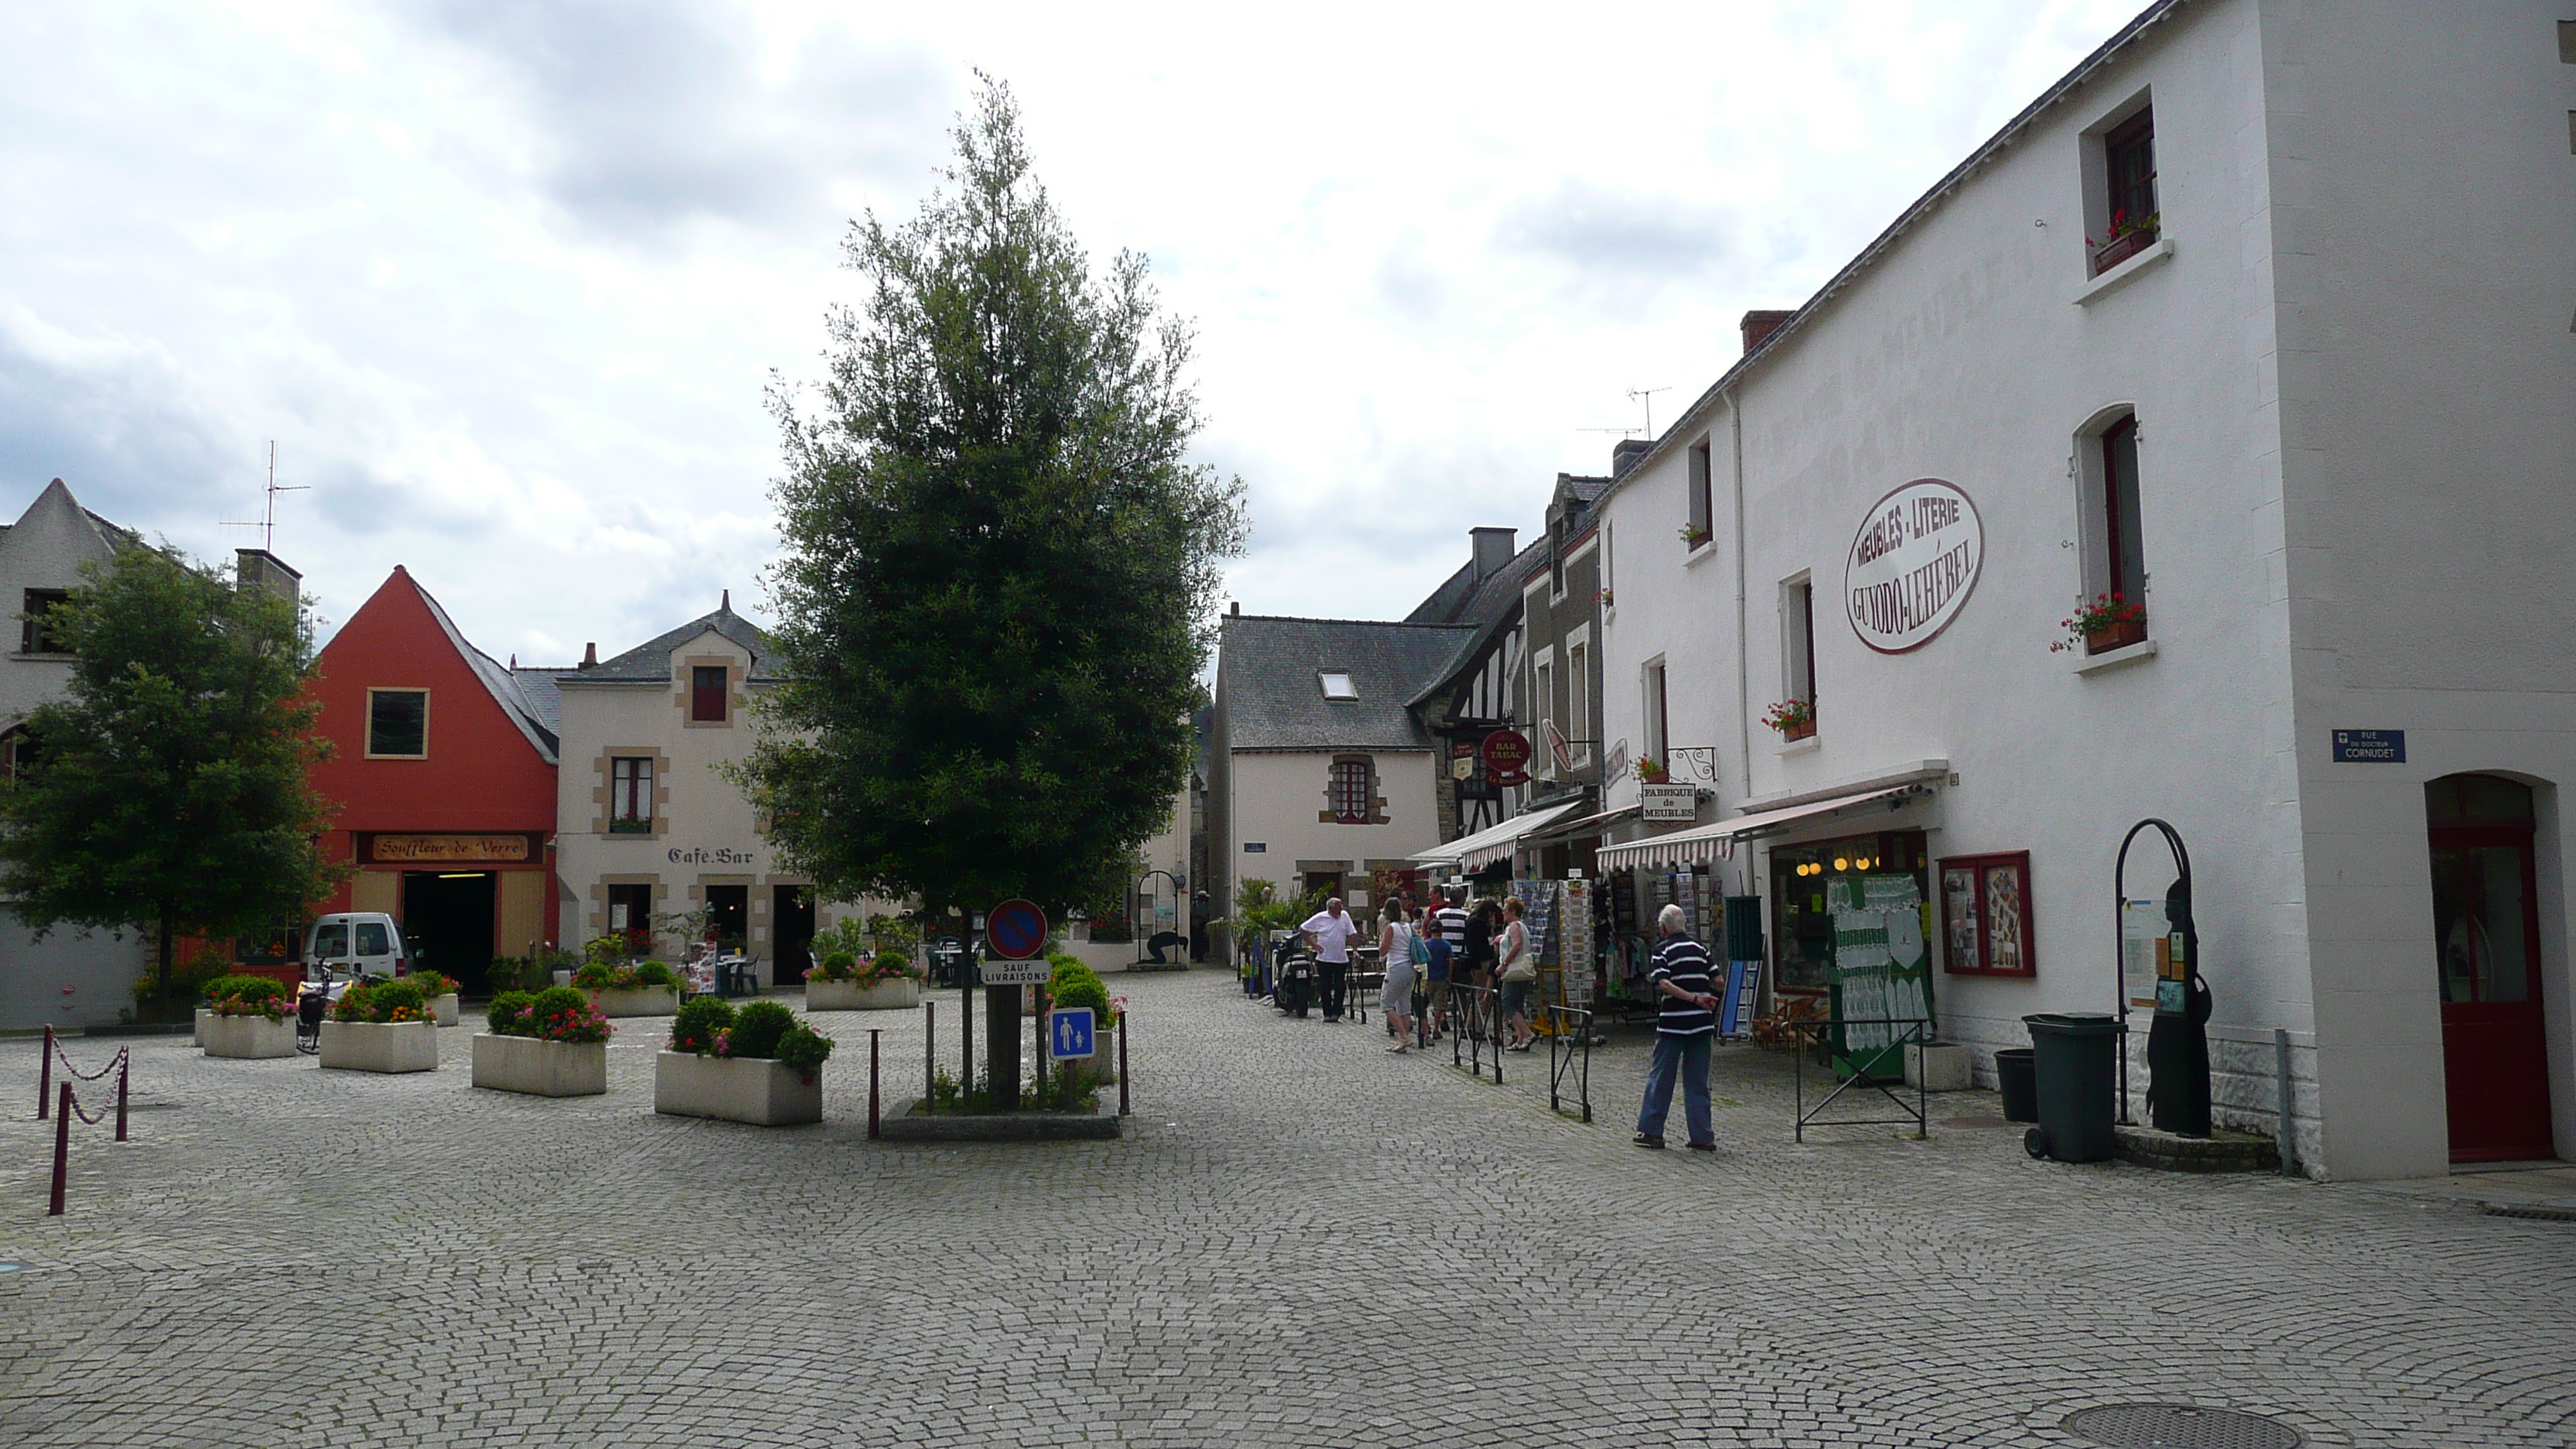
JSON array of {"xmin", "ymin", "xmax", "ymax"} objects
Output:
[{"xmin": 1318, "ymin": 671, "xmax": 1358, "ymax": 701}]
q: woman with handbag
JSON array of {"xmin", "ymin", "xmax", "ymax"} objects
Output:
[
  {"xmin": 1377, "ymin": 903, "xmax": 1417, "ymax": 1052},
  {"xmin": 1497, "ymin": 896, "xmax": 1537, "ymax": 1052}
]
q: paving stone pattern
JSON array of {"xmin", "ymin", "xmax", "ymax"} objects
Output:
[{"xmin": 2, "ymin": 973, "xmax": 2571, "ymax": 1447}]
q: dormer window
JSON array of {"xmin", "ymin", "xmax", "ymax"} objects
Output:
[{"xmin": 1318, "ymin": 672, "xmax": 1358, "ymax": 701}]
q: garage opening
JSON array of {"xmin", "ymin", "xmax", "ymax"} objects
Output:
[{"xmin": 403, "ymin": 871, "xmax": 496, "ymax": 995}]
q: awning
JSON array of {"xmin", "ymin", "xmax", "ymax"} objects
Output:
[
  {"xmin": 1595, "ymin": 783, "xmax": 1927, "ymax": 872},
  {"xmin": 1523, "ymin": 803, "xmax": 1639, "ymax": 847},
  {"xmin": 1408, "ymin": 799, "xmax": 1584, "ymax": 872}
]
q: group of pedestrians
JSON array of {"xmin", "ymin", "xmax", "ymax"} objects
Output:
[{"xmin": 1297, "ymin": 887, "xmax": 1724, "ymax": 1154}]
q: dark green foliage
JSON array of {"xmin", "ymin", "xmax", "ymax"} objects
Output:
[
  {"xmin": 727, "ymin": 999, "xmax": 795, "ymax": 1060},
  {"xmin": 631, "ymin": 961, "xmax": 677, "ymax": 988},
  {"xmin": 1048, "ymin": 961, "xmax": 1111, "ymax": 1024},
  {"xmin": 488, "ymin": 991, "xmax": 537, "ymax": 1034},
  {"xmin": 332, "ymin": 977, "xmax": 426, "ymax": 1023},
  {"xmin": 0, "ymin": 545, "xmax": 343, "ymax": 986},
  {"xmin": 372, "ymin": 978, "xmax": 426, "ymax": 1015},
  {"xmin": 204, "ymin": 974, "xmax": 285, "ymax": 1006},
  {"xmin": 730, "ymin": 80, "xmax": 1245, "ymax": 920},
  {"xmin": 670, "ymin": 996, "xmax": 734, "ymax": 1054},
  {"xmin": 532, "ymin": 985, "xmax": 588, "ymax": 1019},
  {"xmin": 775, "ymin": 1024, "xmax": 834, "ymax": 1075}
]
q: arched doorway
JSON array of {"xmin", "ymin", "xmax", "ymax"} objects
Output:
[{"xmin": 2426, "ymin": 774, "xmax": 2555, "ymax": 1162}]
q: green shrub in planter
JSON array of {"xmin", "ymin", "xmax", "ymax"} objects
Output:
[
  {"xmin": 775, "ymin": 1024, "xmax": 834, "ymax": 1074},
  {"xmin": 488, "ymin": 991, "xmax": 538, "ymax": 1033},
  {"xmin": 631, "ymin": 961, "xmax": 677, "ymax": 988},
  {"xmin": 809, "ymin": 950, "xmax": 861, "ymax": 983},
  {"xmin": 728, "ymin": 999, "xmax": 795, "ymax": 1060},
  {"xmin": 670, "ymin": 997, "xmax": 734, "ymax": 1054},
  {"xmin": 408, "ymin": 970, "xmax": 459, "ymax": 1001},
  {"xmin": 333, "ymin": 978, "xmax": 429, "ymax": 1024},
  {"xmin": 205, "ymin": 975, "xmax": 289, "ymax": 1019}
]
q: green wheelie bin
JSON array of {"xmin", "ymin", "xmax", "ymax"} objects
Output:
[{"xmin": 2020, "ymin": 1012, "xmax": 2119, "ymax": 1163}]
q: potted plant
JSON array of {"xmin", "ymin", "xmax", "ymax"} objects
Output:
[
  {"xmin": 471, "ymin": 986, "xmax": 612, "ymax": 1096},
  {"xmin": 1763, "ymin": 697, "xmax": 1817, "ymax": 742},
  {"xmin": 200, "ymin": 974, "xmax": 296, "ymax": 1059},
  {"xmin": 653, "ymin": 998, "xmax": 833, "ymax": 1125},
  {"xmin": 2050, "ymin": 592, "xmax": 2149, "ymax": 654},
  {"xmin": 407, "ymin": 970, "xmax": 461, "ymax": 1027},
  {"xmin": 574, "ymin": 937, "xmax": 682, "ymax": 1017},
  {"xmin": 1595, "ymin": 587, "xmax": 1614, "ymax": 608},
  {"xmin": 318, "ymin": 978, "xmax": 440, "ymax": 1073},
  {"xmin": 2088, "ymin": 207, "xmax": 2160, "ymax": 276},
  {"xmin": 805, "ymin": 949, "xmax": 924, "ymax": 1011},
  {"xmin": 1677, "ymin": 523, "xmax": 1711, "ymax": 549},
  {"xmin": 1634, "ymin": 756, "xmax": 1669, "ymax": 784}
]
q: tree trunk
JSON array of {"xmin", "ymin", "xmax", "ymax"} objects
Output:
[
  {"xmin": 985, "ymin": 985, "xmax": 1021, "ymax": 1112},
  {"xmin": 157, "ymin": 898, "xmax": 175, "ymax": 990}
]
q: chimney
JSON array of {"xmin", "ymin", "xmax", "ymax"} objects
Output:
[
  {"xmin": 1470, "ymin": 526, "xmax": 1518, "ymax": 584},
  {"xmin": 1741, "ymin": 310, "xmax": 1795, "ymax": 355},
  {"xmin": 1229, "ymin": 600, "xmax": 1240, "ymax": 616},
  {"xmin": 1611, "ymin": 439, "xmax": 1653, "ymax": 478},
  {"xmin": 721, "ymin": 588, "xmax": 731, "ymax": 611},
  {"xmin": 581, "ymin": 642, "xmax": 598, "ymax": 669},
  {"xmin": 234, "ymin": 548, "xmax": 303, "ymax": 605}
]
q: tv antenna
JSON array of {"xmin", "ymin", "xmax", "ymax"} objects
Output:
[
  {"xmin": 1625, "ymin": 386, "xmax": 1671, "ymax": 439},
  {"xmin": 221, "ymin": 441, "xmax": 309, "ymax": 554}
]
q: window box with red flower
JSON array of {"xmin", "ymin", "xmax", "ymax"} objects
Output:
[
  {"xmin": 2088, "ymin": 209, "xmax": 2160, "ymax": 277},
  {"xmin": 1763, "ymin": 698, "xmax": 1817, "ymax": 743},
  {"xmin": 2050, "ymin": 593, "xmax": 2149, "ymax": 656}
]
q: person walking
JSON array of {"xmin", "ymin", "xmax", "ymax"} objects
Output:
[
  {"xmin": 1497, "ymin": 896, "xmax": 1537, "ymax": 1052},
  {"xmin": 1299, "ymin": 897, "xmax": 1362, "ymax": 1022},
  {"xmin": 1428, "ymin": 888, "xmax": 1468, "ymax": 1038},
  {"xmin": 1416, "ymin": 919, "xmax": 1453, "ymax": 1044},
  {"xmin": 1634, "ymin": 903, "xmax": 1720, "ymax": 1151},
  {"xmin": 1377, "ymin": 903, "xmax": 1416, "ymax": 1051}
]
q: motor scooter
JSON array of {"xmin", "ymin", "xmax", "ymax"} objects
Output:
[
  {"xmin": 294, "ymin": 961, "xmax": 382, "ymax": 1054},
  {"xmin": 1273, "ymin": 940, "xmax": 1317, "ymax": 1019}
]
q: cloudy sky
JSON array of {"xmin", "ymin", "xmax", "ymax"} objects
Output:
[{"xmin": 0, "ymin": 0, "xmax": 2147, "ymax": 662}]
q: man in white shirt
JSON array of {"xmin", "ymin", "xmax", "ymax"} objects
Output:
[{"xmin": 1299, "ymin": 898, "xmax": 1362, "ymax": 1022}]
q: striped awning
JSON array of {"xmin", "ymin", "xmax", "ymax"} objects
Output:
[
  {"xmin": 1408, "ymin": 800, "xmax": 1584, "ymax": 872},
  {"xmin": 1595, "ymin": 783, "xmax": 1925, "ymax": 872}
]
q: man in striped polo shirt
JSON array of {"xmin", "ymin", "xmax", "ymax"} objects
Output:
[{"xmin": 1636, "ymin": 903, "xmax": 1721, "ymax": 1150}]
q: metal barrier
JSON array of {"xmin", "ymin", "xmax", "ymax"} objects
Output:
[
  {"xmin": 1790, "ymin": 1017, "xmax": 1930, "ymax": 1142},
  {"xmin": 1448, "ymin": 984, "xmax": 1502, "ymax": 1084},
  {"xmin": 1541, "ymin": 1005, "xmax": 1593, "ymax": 1122},
  {"xmin": 36, "ymin": 1029, "xmax": 130, "ymax": 1215}
]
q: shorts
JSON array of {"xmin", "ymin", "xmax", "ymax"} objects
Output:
[
  {"xmin": 1381, "ymin": 964, "xmax": 1414, "ymax": 1016},
  {"xmin": 1501, "ymin": 979, "xmax": 1533, "ymax": 1017}
]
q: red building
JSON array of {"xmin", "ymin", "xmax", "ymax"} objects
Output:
[{"xmin": 305, "ymin": 567, "xmax": 568, "ymax": 992}]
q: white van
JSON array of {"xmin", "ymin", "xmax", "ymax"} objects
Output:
[{"xmin": 305, "ymin": 912, "xmax": 409, "ymax": 984}]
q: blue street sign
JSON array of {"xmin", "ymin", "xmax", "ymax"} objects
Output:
[
  {"xmin": 985, "ymin": 898, "xmax": 1049, "ymax": 959},
  {"xmin": 2331, "ymin": 729, "xmax": 2405, "ymax": 764},
  {"xmin": 1049, "ymin": 1008, "xmax": 1095, "ymax": 1060}
]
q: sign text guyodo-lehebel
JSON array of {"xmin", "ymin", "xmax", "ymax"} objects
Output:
[{"xmin": 1844, "ymin": 478, "xmax": 1984, "ymax": 653}]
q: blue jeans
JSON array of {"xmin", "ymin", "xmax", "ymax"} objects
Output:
[{"xmin": 1637, "ymin": 1033, "xmax": 1713, "ymax": 1144}]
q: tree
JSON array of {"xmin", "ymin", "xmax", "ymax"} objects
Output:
[
  {"xmin": 0, "ymin": 545, "xmax": 343, "ymax": 991},
  {"xmin": 735, "ymin": 80, "xmax": 1245, "ymax": 923}
]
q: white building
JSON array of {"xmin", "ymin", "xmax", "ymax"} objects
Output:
[
  {"xmin": 0, "ymin": 479, "xmax": 149, "ymax": 1029},
  {"xmin": 1590, "ymin": 0, "xmax": 2576, "ymax": 1180},
  {"xmin": 553, "ymin": 598, "xmax": 887, "ymax": 985}
]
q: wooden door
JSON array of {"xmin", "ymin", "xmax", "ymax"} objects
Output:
[{"xmin": 2428, "ymin": 776, "xmax": 2554, "ymax": 1162}]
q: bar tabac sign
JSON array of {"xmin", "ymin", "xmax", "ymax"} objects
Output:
[
  {"xmin": 1845, "ymin": 478, "xmax": 1983, "ymax": 653},
  {"xmin": 366, "ymin": 833, "xmax": 534, "ymax": 864}
]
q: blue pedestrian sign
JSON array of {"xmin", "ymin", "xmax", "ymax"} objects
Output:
[{"xmin": 1049, "ymin": 1008, "xmax": 1095, "ymax": 1060}]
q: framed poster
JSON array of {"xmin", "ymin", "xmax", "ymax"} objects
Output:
[{"xmin": 1938, "ymin": 851, "xmax": 2036, "ymax": 978}]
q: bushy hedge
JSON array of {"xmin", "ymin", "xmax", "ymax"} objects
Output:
[
  {"xmin": 205, "ymin": 974, "xmax": 288, "ymax": 1019},
  {"xmin": 486, "ymin": 986, "xmax": 611, "ymax": 1044},
  {"xmin": 574, "ymin": 959, "xmax": 678, "ymax": 992},
  {"xmin": 670, "ymin": 996, "xmax": 733, "ymax": 1055},
  {"xmin": 666, "ymin": 995, "xmax": 833, "ymax": 1077},
  {"xmin": 1048, "ymin": 957, "xmax": 1115, "ymax": 1026},
  {"xmin": 407, "ymin": 971, "xmax": 458, "ymax": 1000},
  {"xmin": 331, "ymin": 977, "xmax": 428, "ymax": 1023}
]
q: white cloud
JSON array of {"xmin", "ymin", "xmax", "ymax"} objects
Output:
[{"xmin": 0, "ymin": 0, "xmax": 2148, "ymax": 658}]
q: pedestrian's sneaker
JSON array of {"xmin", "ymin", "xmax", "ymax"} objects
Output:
[
  {"xmin": 1632, "ymin": 1132, "xmax": 1666, "ymax": 1149},
  {"xmin": 1687, "ymin": 1141, "xmax": 1717, "ymax": 1152}
]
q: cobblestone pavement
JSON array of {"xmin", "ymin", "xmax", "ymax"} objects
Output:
[{"xmin": 2, "ymin": 971, "xmax": 2571, "ymax": 1447}]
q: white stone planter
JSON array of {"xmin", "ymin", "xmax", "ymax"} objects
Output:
[
  {"xmin": 432, "ymin": 992, "xmax": 461, "ymax": 1027},
  {"xmin": 590, "ymin": 986, "xmax": 680, "ymax": 1018},
  {"xmin": 1905, "ymin": 1041, "xmax": 1974, "ymax": 1092},
  {"xmin": 653, "ymin": 1051, "xmax": 820, "ymax": 1126},
  {"xmin": 317, "ymin": 1019, "xmax": 440, "ymax": 1073},
  {"xmin": 193, "ymin": 1007, "xmax": 210, "ymax": 1046},
  {"xmin": 202, "ymin": 1012, "xmax": 297, "ymax": 1059},
  {"xmin": 471, "ymin": 1033, "xmax": 607, "ymax": 1097},
  {"xmin": 805, "ymin": 978, "xmax": 920, "ymax": 1011}
]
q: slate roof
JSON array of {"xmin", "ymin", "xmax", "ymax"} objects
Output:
[
  {"xmin": 1403, "ymin": 536, "xmax": 1553, "ymax": 710},
  {"xmin": 509, "ymin": 667, "xmax": 577, "ymax": 738},
  {"xmin": 1218, "ymin": 615, "xmax": 1475, "ymax": 752},
  {"xmin": 404, "ymin": 573, "xmax": 563, "ymax": 762},
  {"xmin": 560, "ymin": 603, "xmax": 776, "ymax": 686}
]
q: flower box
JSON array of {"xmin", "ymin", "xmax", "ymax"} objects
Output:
[
  {"xmin": 2089, "ymin": 227, "xmax": 2156, "ymax": 276},
  {"xmin": 317, "ymin": 1019, "xmax": 440, "ymax": 1074},
  {"xmin": 653, "ymin": 1051, "xmax": 821, "ymax": 1125},
  {"xmin": 471, "ymin": 1033, "xmax": 607, "ymax": 1097},
  {"xmin": 2084, "ymin": 615, "xmax": 2149, "ymax": 653},
  {"xmin": 1780, "ymin": 718, "xmax": 1817, "ymax": 742},
  {"xmin": 590, "ymin": 985, "xmax": 680, "ymax": 1018},
  {"xmin": 806, "ymin": 978, "xmax": 920, "ymax": 1012},
  {"xmin": 203, "ymin": 1013, "xmax": 297, "ymax": 1059},
  {"xmin": 432, "ymin": 992, "xmax": 461, "ymax": 1028}
]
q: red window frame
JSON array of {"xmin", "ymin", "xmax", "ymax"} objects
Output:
[
  {"xmin": 690, "ymin": 666, "xmax": 728, "ymax": 723},
  {"xmin": 1940, "ymin": 851, "xmax": 2036, "ymax": 978},
  {"xmin": 1330, "ymin": 759, "xmax": 1372, "ymax": 824}
]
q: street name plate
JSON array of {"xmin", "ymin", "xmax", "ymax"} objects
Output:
[
  {"xmin": 2331, "ymin": 728, "xmax": 2404, "ymax": 763},
  {"xmin": 978, "ymin": 961, "xmax": 1051, "ymax": 987}
]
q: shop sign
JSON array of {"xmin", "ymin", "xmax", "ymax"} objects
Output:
[
  {"xmin": 1640, "ymin": 784, "xmax": 1697, "ymax": 823},
  {"xmin": 1481, "ymin": 729, "xmax": 1532, "ymax": 786},
  {"xmin": 665, "ymin": 846, "xmax": 757, "ymax": 865},
  {"xmin": 2330, "ymin": 729, "xmax": 2405, "ymax": 763},
  {"xmin": 368, "ymin": 833, "xmax": 532, "ymax": 864},
  {"xmin": 1844, "ymin": 478, "xmax": 1983, "ymax": 653}
]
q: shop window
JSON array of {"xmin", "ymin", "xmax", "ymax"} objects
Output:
[
  {"xmin": 1769, "ymin": 830, "xmax": 1929, "ymax": 992},
  {"xmin": 610, "ymin": 756, "xmax": 656, "ymax": 833},
  {"xmin": 366, "ymin": 689, "xmax": 428, "ymax": 758},
  {"xmin": 2088, "ymin": 104, "xmax": 2160, "ymax": 276},
  {"xmin": 1327, "ymin": 757, "xmax": 1375, "ymax": 824},
  {"xmin": 19, "ymin": 589, "xmax": 69, "ymax": 654},
  {"xmin": 690, "ymin": 666, "xmax": 729, "ymax": 723},
  {"xmin": 1686, "ymin": 438, "xmax": 1714, "ymax": 547},
  {"xmin": 1940, "ymin": 851, "xmax": 2036, "ymax": 978}
]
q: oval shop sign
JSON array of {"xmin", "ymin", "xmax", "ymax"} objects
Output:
[{"xmin": 1844, "ymin": 478, "xmax": 1984, "ymax": 654}]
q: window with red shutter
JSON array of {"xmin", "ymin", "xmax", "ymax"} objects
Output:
[{"xmin": 691, "ymin": 666, "xmax": 728, "ymax": 723}]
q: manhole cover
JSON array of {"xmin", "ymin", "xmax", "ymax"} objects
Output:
[{"xmin": 2064, "ymin": 1404, "xmax": 2302, "ymax": 1449}]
